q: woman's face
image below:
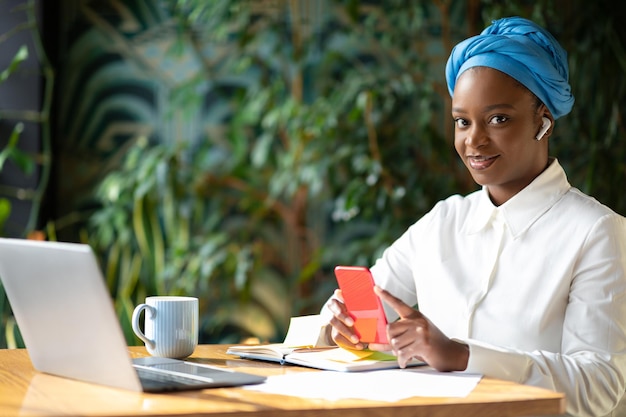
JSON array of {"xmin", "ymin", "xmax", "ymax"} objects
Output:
[{"xmin": 451, "ymin": 67, "xmax": 551, "ymax": 206}]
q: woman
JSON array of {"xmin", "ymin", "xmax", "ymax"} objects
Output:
[{"xmin": 322, "ymin": 17, "xmax": 626, "ymax": 417}]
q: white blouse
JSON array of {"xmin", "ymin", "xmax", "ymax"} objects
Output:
[{"xmin": 363, "ymin": 159, "xmax": 626, "ymax": 417}]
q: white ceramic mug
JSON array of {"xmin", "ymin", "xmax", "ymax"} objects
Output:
[{"xmin": 131, "ymin": 296, "xmax": 198, "ymax": 359}]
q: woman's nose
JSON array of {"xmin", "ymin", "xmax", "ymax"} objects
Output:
[{"xmin": 465, "ymin": 124, "xmax": 488, "ymax": 148}]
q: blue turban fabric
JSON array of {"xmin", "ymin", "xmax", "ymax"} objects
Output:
[{"xmin": 445, "ymin": 17, "xmax": 574, "ymax": 119}]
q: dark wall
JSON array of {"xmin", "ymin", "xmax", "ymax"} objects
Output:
[{"xmin": 0, "ymin": 0, "xmax": 42, "ymax": 237}]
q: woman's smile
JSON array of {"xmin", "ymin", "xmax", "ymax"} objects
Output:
[{"xmin": 467, "ymin": 154, "xmax": 499, "ymax": 170}]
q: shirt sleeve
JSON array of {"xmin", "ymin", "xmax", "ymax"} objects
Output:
[
  {"xmin": 463, "ymin": 213, "xmax": 626, "ymax": 417},
  {"xmin": 368, "ymin": 207, "xmax": 441, "ymax": 321}
]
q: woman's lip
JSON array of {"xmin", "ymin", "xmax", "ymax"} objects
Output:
[{"xmin": 467, "ymin": 155, "xmax": 498, "ymax": 170}]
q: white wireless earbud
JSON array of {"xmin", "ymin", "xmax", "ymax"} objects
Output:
[{"xmin": 535, "ymin": 117, "xmax": 552, "ymax": 141}]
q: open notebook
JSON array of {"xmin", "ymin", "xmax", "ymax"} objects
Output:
[
  {"xmin": 227, "ymin": 315, "xmax": 424, "ymax": 372},
  {"xmin": 0, "ymin": 238, "xmax": 265, "ymax": 392}
]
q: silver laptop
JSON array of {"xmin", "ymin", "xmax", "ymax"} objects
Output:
[{"xmin": 0, "ymin": 238, "xmax": 266, "ymax": 392}]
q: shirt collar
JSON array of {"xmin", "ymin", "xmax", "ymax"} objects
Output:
[{"xmin": 464, "ymin": 158, "xmax": 571, "ymax": 238}]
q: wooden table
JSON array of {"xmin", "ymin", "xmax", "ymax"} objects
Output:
[{"xmin": 0, "ymin": 344, "xmax": 565, "ymax": 417}]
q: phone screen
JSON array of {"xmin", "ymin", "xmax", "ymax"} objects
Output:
[{"xmin": 334, "ymin": 266, "xmax": 388, "ymax": 344}]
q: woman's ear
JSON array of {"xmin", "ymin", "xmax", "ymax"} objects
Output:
[{"xmin": 535, "ymin": 116, "xmax": 552, "ymax": 141}]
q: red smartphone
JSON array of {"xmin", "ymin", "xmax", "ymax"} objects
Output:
[{"xmin": 334, "ymin": 266, "xmax": 388, "ymax": 344}]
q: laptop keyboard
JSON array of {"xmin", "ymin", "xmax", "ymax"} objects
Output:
[
  {"xmin": 135, "ymin": 367, "xmax": 213, "ymax": 391},
  {"xmin": 131, "ymin": 359, "xmax": 266, "ymax": 392}
]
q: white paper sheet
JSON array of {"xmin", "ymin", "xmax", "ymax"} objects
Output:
[
  {"xmin": 243, "ymin": 368, "xmax": 482, "ymax": 402},
  {"xmin": 282, "ymin": 315, "xmax": 325, "ymax": 347}
]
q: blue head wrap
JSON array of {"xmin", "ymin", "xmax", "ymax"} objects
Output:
[{"xmin": 445, "ymin": 17, "xmax": 574, "ymax": 119}]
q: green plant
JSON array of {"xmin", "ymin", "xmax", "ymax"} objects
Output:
[
  {"xmin": 0, "ymin": 46, "xmax": 28, "ymax": 349},
  {"xmin": 86, "ymin": 0, "xmax": 625, "ymax": 346},
  {"xmin": 89, "ymin": 137, "xmax": 292, "ymax": 342},
  {"xmin": 0, "ymin": 107, "xmax": 33, "ymax": 348},
  {"xmin": 0, "ymin": 0, "xmax": 54, "ymax": 348},
  {"xmin": 0, "ymin": 46, "xmax": 34, "ymax": 234},
  {"xmin": 88, "ymin": 0, "xmax": 471, "ymax": 344},
  {"xmin": 0, "ymin": 1, "xmax": 53, "ymax": 235}
]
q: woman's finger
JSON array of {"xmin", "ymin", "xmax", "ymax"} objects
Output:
[
  {"xmin": 327, "ymin": 297, "xmax": 354, "ymax": 327},
  {"xmin": 367, "ymin": 342, "xmax": 392, "ymax": 351},
  {"xmin": 374, "ymin": 286, "xmax": 417, "ymax": 318}
]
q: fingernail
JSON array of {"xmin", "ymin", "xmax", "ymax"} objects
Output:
[
  {"xmin": 350, "ymin": 335, "xmax": 359, "ymax": 344},
  {"xmin": 345, "ymin": 317, "xmax": 354, "ymax": 326}
]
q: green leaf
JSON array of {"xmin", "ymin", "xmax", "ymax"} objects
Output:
[
  {"xmin": 7, "ymin": 148, "xmax": 35, "ymax": 175},
  {"xmin": 0, "ymin": 199, "xmax": 11, "ymax": 232},
  {"xmin": 251, "ymin": 132, "xmax": 273, "ymax": 167},
  {"xmin": 0, "ymin": 123, "xmax": 23, "ymax": 169},
  {"xmin": 0, "ymin": 46, "xmax": 29, "ymax": 83}
]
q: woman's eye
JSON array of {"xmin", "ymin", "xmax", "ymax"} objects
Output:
[
  {"xmin": 489, "ymin": 115, "xmax": 508, "ymax": 124},
  {"xmin": 454, "ymin": 118, "xmax": 468, "ymax": 128}
]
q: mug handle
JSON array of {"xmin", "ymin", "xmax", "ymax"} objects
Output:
[{"xmin": 131, "ymin": 304, "xmax": 156, "ymax": 349}]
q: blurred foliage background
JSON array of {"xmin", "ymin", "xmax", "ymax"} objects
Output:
[{"xmin": 1, "ymin": 0, "xmax": 625, "ymax": 348}]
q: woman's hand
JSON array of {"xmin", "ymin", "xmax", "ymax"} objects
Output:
[
  {"xmin": 369, "ymin": 286, "xmax": 469, "ymax": 371},
  {"xmin": 327, "ymin": 289, "xmax": 368, "ymax": 350}
]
